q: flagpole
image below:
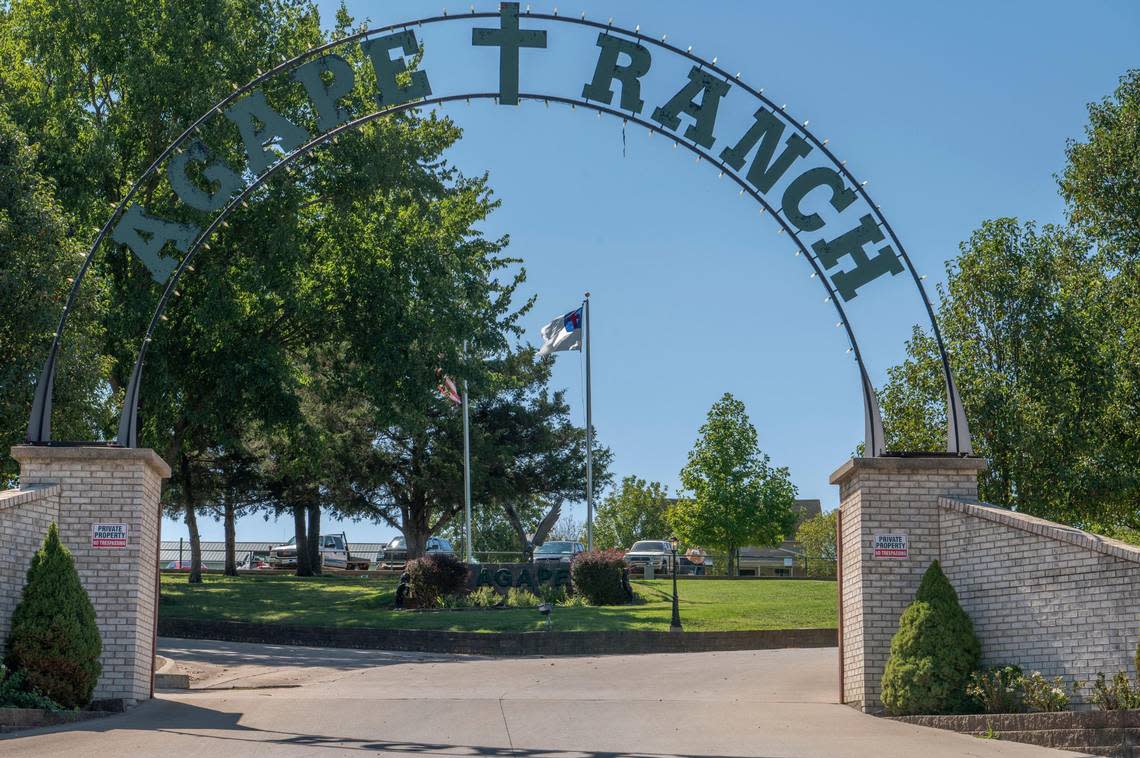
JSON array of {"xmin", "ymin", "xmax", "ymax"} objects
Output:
[
  {"xmin": 584, "ymin": 292, "xmax": 593, "ymax": 552},
  {"xmin": 462, "ymin": 343, "xmax": 474, "ymax": 564}
]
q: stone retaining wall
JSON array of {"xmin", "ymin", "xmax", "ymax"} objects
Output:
[
  {"xmin": 158, "ymin": 618, "xmax": 836, "ymax": 656},
  {"xmin": 893, "ymin": 710, "xmax": 1140, "ymax": 757}
]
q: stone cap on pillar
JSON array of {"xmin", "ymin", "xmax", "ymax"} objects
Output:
[
  {"xmin": 11, "ymin": 444, "xmax": 172, "ymax": 480},
  {"xmin": 830, "ymin": 455, "xmax": 988, "ymax": 486}
]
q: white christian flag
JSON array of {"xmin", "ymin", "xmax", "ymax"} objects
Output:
[{"xmin": 538, "ymin": 307, "xmax": 583, "ymax": 356}]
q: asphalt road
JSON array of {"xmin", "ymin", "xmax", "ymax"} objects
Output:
[{"xmin": 0, "ymin": 639, "xmax": 1085, "ymax": 758}]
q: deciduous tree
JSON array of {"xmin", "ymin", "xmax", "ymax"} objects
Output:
[{"xmin": 670, "ymin": 393, "xmax": 796, "ymax": 576}]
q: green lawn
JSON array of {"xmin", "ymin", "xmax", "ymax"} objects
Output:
[{"xmin": 159, "ymin": 574, "xmax": 836, "ymax": 632}]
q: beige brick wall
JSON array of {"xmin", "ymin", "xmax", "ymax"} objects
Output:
[
  {"xmin": 8, "ymin": 446, "xmax": 170, "ymax": 706},
  {"xmin": 831, "ymin": 456, "xmax": 986, "ymax": 712},
  {"xmin": 0, "ymin": 485, "xmax": 62, "ymax": 642},
  {"xmin": 940, "ymin": 497, "xmax": 1140, "ymax": 700}
]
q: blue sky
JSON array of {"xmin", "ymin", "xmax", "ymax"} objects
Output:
[{"xmin": 163, "ymin": 1, "xmax": 1140, "ymax": 544}]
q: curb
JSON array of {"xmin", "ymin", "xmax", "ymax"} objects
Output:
[{"xmin": 158, "ymin": 618, "xmax": 837, "ymax": 656}]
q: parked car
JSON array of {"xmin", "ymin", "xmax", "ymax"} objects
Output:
[
  {"xmin": 267, "ymin": 532, "xmax": 371, "ymax": 570},
  {"xmin": 533, "ymin": 541, "xmax": 585, "ymax": 565},
  {"xmin": 623, "ymin": 540, "xmax": 675, "ymax": 574},
  {"xmin": 376, "ymin": 535, "xmax": 455, "ymax": 569}
]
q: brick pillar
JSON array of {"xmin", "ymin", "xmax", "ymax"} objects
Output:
[
  {"xmin": 10, "ymin": 445, "xmax": 170, "ymax": 707},
  {"xmin": 830, "ymin": 455, "xmax": 986, "ymax": 713}
]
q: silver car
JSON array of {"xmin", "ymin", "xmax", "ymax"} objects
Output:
[
  {"xmin": 533, "ymin": 541, "xmax": 585, "ymax": 565},
  {"xmin": 624, "ymin": 540, "xmax": 675, "ymax": 573}
]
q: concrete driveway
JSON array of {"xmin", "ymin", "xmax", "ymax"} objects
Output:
[{"xmin": 0, "ymin": 638, "xmax": 1085, "ymax": 757}]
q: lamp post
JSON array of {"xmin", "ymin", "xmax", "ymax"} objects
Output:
[{"xmin": 669, "ymin": 535, "xmax": 682, "ymax": 632}]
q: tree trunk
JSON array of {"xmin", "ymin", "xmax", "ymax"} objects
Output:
[
  {"xmin": 223, "ymin": 498, "xmax": 237, "ymax": 576},
  {"xmin": 185, "ymin": 502, "xmax": 203, "ymax": 584},
  {"xmin": 180, "ymin": 454, "xmax": 204, "ymax": 584},
  {"xmin": 726, "ymin": 545, "xmax": 736, "ymax": 578},
  {"xmin": 293, "ymin": 504, "xmax": 313, "ymax": 577},
  {"xmin": 404, "ymin": 493, "xmax": 431, "ymax": 559},
  {"xmin": 307, "ymin": 502, "xmax": 321, "ymax": 575}
]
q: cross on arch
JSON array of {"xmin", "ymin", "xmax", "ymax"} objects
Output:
[{"xmin": 472, "ymin": 2, "xmax": 547, "ymax": 105}]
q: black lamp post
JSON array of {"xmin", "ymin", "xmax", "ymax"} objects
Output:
[{"xmin": 669, "ymin": 535, "xmax": 682, "ymax": 632}]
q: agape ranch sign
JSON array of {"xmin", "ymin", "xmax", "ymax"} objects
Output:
[{"xmin": 29, "ymin": 2, "xmax": 972, "ymax": 457}]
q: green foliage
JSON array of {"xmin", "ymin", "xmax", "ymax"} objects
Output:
[
  {"xmin": 880, "ymin": 562, "xmax": 980, "ymax": 715},
  {"xmin": 334, "ymin": 348, "xmax": 612, "ymax": 558},
  {"xmin": 593, "ymin": 476, "xmax": 671, "ymax": 550},
  {"xmin": 670, "ymin": 393, "xmax": 797, "ymax": 576},
  {"xmin": 795, "ymin": 511, "xmax": 837, "ymax": 577},
  {"xmin": 1060, "ymin": 69, "xmax": 1140, "ymax": 263},
  {"xmin": 1021, "ymin": 671, "xmax": 1070, "ymax": 712},
  {"xmin": 0, "ymin": 108, "xmax": 108, "ymax": 481},
  {"xmin": 504, "ymin": 587, "xmax": 540, "ymax": 608},
  {"xmin": 404, "ymin": 553, "xmax": 469, "ymax": 609},
  {"xmin": 1083, "ymin": 672, "xmax": 1140, "ymax": 711},
  {"xmin": 0, "ymin": 664, "xmax": 63, "ymax": 711},
  {"xmin": 879, "ymin": 71, "xmax": 1140, "ymax": 534},
  {"xmin": 469, "ymin": 586, "xmax": 501, "ymax": 608},
  {"xmin": 4, "ymin": 523, "xmax": 102, "ymax": 709},
  {"xmin": 570, "ymin": 549, "xmax": 629, "ymax": 606},
  {"xmin": 967, "ymin": 666, "xmax": 1025, "ymax": 714},
  {"xmin": 538, "ymin": 584, "xmax": 569, "ymax": 605}
]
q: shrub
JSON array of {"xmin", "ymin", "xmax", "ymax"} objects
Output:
[
  {"xmin": 880, "ymin": 561, "xmax": 980, "ymax": 715},
  {"xmin": 469, "ymin": 586, "xmax": 501, "ymax": 608},
  {"xmin": 1085, "ymin": 672, "xmax": 1140, "ymax": 711},
  {"xmin": 538, "ymin": 584, "xmax": 569, "ymax": 605},
  {"xmin": 569, "ymin": 549, "xmax": 629, "ymax": 605},
  {"xmin": 558, "ymin": 592, "xmax": 588, "ymax": 608},
  {"xmin": 4, "ymin": 523, "xmax": 102, "ymax": 709},
  {"xmin": 441, "ymin": 593, "xmax": 472, "ymax": 609},
  {"xmin": 1022, "ymin": 671, "xmax": 1070, "ymax": 712},
  {"xmin": 505, "ymin": 588, "xmax": 540, "ymax": 608},
  {"xmin": 405, "ymin": 553, "xmax": 469, "ymax": 608},
  {"xmin": 967, "ymin": 666, "xmax": 1025, "ymax": 714},
  {"xmin": 0, "ymin": 664, "xmax": 62, "ymax": 711}
]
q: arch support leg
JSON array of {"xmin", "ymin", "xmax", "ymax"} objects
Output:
[
  {"xmin": 26, "ymin": 355, "xmax": 56, "ymax": 443},
  {"xmin": 945, "ymin": 370, "xmax": 973, "ymax": 455},
  {"xmin": 860, "ymin": 366, "xmax": 885, "ymax": 457}
]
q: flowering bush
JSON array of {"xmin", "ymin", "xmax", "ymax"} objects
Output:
[
  {"xmin": 1084, "ymin": 672, "xmax": 1140, "ymax": 711},
  {"xmin": 1021, "ymin": 671, "xmax": 1070, "ymax": 712},
  {"xmin": 966, "ymin": 666, "xmax": 1025, "ymax": 714}
]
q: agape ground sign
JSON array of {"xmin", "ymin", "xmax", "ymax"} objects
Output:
[{"xmin": 28, "ymin": 2, "xmax": 972, "ymax": 458}]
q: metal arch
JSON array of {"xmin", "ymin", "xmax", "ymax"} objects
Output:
[
  {"xmin": 32, "ymin": 7, "xmax": 960, "ymax": 455},
  {"xmin": 115, "ymin": 91, "xmax": 885, "ymax": 457}
]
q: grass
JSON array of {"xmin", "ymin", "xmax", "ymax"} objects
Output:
[{"xmin": 159, "ymin": 574, "xmax": 836, "ymax": 633}]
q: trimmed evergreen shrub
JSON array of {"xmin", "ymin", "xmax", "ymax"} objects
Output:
[
  {"xmin": 880, "ymin": 560, "xmax": 980, "ymax": 715},
  {"xmin": 4, "ymin": 523, "xmax": 102, "ymax": 709},
  {"xmin": 0, "ymin": 664, "xmax": 62, "ymax": 711},
  {"xmin": 405, "ymin": 553, "xmax": 469, "ymax": 608},
  {"xmin": 569, "ymin": 549, "xmax": 628, "ymax": 605}
]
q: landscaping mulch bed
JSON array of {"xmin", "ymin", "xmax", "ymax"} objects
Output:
[{"xmin": 892, "ymin": 709, "xmax": 1140, "ymax": 757}]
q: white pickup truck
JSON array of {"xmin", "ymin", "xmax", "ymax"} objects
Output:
[{"xmin": 267, "ymin": 532, "xmax": 370, "ymax": 570}]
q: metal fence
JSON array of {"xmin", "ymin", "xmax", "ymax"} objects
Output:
[{"xmin": 158, "ymin": 542, "xmax": 836, "ymax": 579}]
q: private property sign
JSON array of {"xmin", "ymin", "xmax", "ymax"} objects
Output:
[
  {"xmin": 91, "ymin": 523, "xmax": 128, "ymax": 549},
  {"xmin": 872, "ymin": 533, "xmax": 908, "ymax": 559}
]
